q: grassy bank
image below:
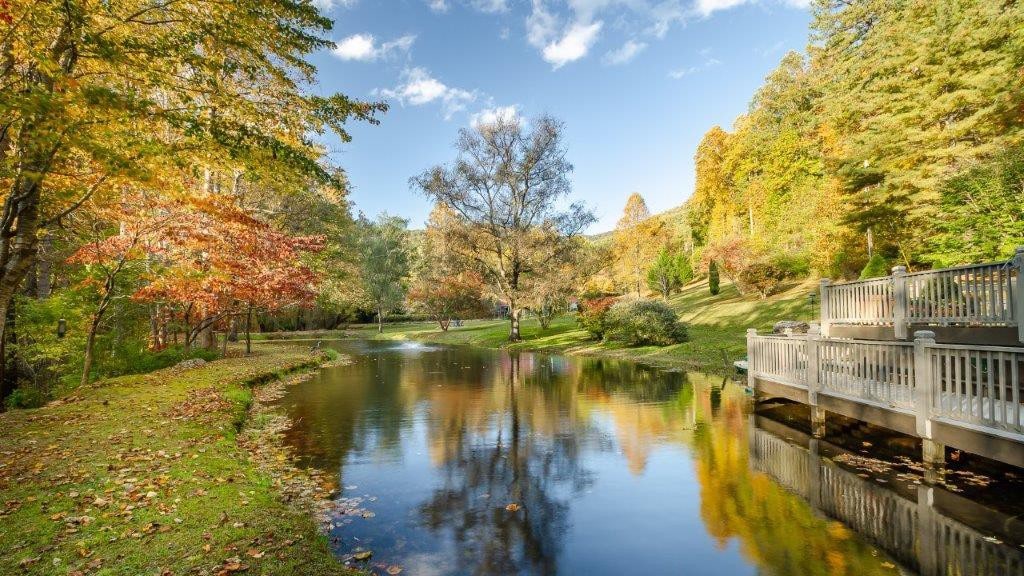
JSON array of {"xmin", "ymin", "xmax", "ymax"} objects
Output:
[
  {"xmin": 353, "ymin": 278, "xmax": 816, "ymax": 373},
  {"xmin": 0, "ymin": 348, "xmax": 351, "ymax": 575}
]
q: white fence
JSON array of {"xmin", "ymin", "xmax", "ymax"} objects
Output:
[
  {"xmin": 927, "ymin": 343, "xmax": 1024, "ymax": 435},
  {"xmin": 748, "ymin": 335, "xmax": 808, "ymax": 389},
  {"xmin": 820, "ymin": 248, "xmax": 1024, "ymax": 341},
  {"xmin": 747, "ymin": 330, "xmax": 1024, "ymax": 443},
  {"xmin": 818, "ymin": 338, "xmax": 915, "ymax": 410}
]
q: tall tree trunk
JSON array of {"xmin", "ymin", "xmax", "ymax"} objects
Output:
[
  {"xmin": 509, "ymin": 307, "xmax": 522, "ymax": 342},
  {"xmin": 377, "ymin": 306, "xmax": 383, "ymax": 333},
  {"xmin": 0, "ymin": 298, "xmax": 17, "ymax": 403},
  {"xmin": 0, "ymin": 8, "xmax": 84, "ymax": 343},
  {"xmin": 245, "ymin": 305, "xmax": 253, "ymax": 355},
  {"xmin": 81, "ymin": 317, "xmax": 100, "ymax": 387}
]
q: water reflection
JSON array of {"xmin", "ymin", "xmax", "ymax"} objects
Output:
[{"xmin": 272, "ymin": 340, "xmax": 1022, "ymax": 575}]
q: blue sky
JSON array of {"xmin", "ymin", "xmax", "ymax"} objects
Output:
[{"xmin": 309, "ymin": 0, "xmax": 812, "ymax": 232}]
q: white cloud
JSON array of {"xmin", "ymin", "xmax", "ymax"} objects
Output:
[
  {"xmin": 379, "ymin": 68, "xmax": 477, "ymax": 119},
  {"xmin": 470, "ymin": 0, "xmax": 509, "ymax": 13},
  {"xmin": 668, "ymin": 49, "xmax": 721, "ymax": 79},
  {"xmin": 602, "ymin": 39, "xmax": 646, "ymax": 65},
  {"xmin": 332, "ymin": 33, "xmax": 416, "ymax": 62},
  {"xmin": 427, "ymin": 0, "xmax": 508, "ymax": 13},
  {"xmin": 542, "ymin": 20, "xmax": 603, "ymax": 68},
  {"xmin": 694, "ymin": 0, "xmax": 747, "ymax": 17},
  {"xmin": 470, "ymin": 105, "xmax": 520, "ymax": 128},
  {"xmin": 527, "ymin": 0, "xmax": 559, "ymax": 48}
]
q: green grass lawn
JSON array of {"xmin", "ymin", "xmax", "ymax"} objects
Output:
[
  {"xmin": 0, "ymin": 347, "xmax": 352, "ymax": 576},
  {"xmin": 350, "ymin": 278, "xmax": 818, "ymax": 373}
]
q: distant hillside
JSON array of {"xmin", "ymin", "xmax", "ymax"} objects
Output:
[{"xmin": 587, "ymin": 203, "xmax": 690, "ymax": 245}]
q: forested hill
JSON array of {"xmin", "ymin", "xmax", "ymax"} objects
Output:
[{"xmin": 683, "ymin": 1, "xmax": 1023, "ymax": 281}]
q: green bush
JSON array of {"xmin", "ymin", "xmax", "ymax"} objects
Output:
[
  {"xmin": 577, "ymin": 296, "xmax": 617, "ymax": 339},
  {"xmin": 4, "ymin": 386, "xmax": 49, "ymax": 410},
  {"xmin": 859, "ymin": 253, "xmax": 889, "ymax": 279},
  {"xmin": 708, "ymin": 261, "xmax": 721, "ymax": 295},
  {"xmin": 604, "ymin": 300, "xmax": 688, "ymax": 346}
]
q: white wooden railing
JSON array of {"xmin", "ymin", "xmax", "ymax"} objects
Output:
[
  {"xmin": 926, "ymin": 343, "xmax": 1024, "ymax": 435},
  {"xmin": 818, "ymin": 338, "xmax": 916, "ymax": 410},
  {"xmin": 821, "ymin": 276, "xmax": 894, "ymax": 325},
  {"xmin": 820, "ymin": 248, "xmax": 1024, "ymax": 342},
  {"xmin": 747, "ymin": 330, "xmax": 1024, "ymax": 443},
  {"xmin": 748, "ymin": 335, "xmax": 807, "ymax": 389}
]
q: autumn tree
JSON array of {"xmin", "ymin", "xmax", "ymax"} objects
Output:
[
  {"xmin": 612, "ymin": 193, "xmax": 665, "ymax": 297},
  {"xmin": 65, "ymin": 194, "xmax": 174, "ymax": 385},
  {"xmin": 413, "ymin": 115, "xmax": 594, "ymax": 341},
  {"xmin": 526, "ymin": 236, "xmax": 594, "ymax": 329},
  {"xmin": 0, "ymin": 0, "xmax": 383, "ymax": 344},
  {"xmin": 409, "ymin": 205, "xmax": 485, "ymax": 331},
  {"xmin": 132, "ymin": 196, "xmax": 324, "ymax": 354},
  {"xmin": 357, "ymin": 215, "xmax": 411, "ymax": 333},
  {"xmin": 814, "ymin": 0, "xmax": 1024, "ymax": 265}
]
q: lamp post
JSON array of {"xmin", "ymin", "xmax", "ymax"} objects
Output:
[
  {"xmin": 57, "ymin": 319, "xmax": 66, "ymax": 339},
  {"xmin": 807, "ymin": 292, "xmax": 817, "ymax": 321}
]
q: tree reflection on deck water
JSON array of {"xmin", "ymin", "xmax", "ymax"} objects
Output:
[{"xmin": 272, "ymin": 340, "xmax": 1024, "ymax": 575}]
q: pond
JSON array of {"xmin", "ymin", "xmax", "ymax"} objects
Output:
[{"xmin": 271, "ymin": 340, "xmax": 1024, "ymax": 576}]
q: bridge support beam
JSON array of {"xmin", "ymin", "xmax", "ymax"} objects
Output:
[
  {"xmin": 922, "ymin": 439, "xmax": 945, "ymax": 467},
  {"xmin": 810, "ymin": 407, "xmax": 827, "ymax": 438}
]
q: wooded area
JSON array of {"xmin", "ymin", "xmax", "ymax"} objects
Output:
[{"xmin": 1, "ymin": 0, "xmax": 1022, "ymax": 410}]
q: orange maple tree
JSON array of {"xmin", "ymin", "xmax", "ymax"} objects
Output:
[{"xmin": 133, "ymin": 195, "xmax": 325, "ymax": 352}]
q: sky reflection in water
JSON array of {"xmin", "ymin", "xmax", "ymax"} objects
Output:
[{"xmin": 272, "ymin": 340, "xmax": 1023, "ymax": 576}]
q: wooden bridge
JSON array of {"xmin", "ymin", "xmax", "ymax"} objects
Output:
[
  {"xmin": 746, "ymin": 248, "xmax": 1024, "ymax": 468},
  {"xmin": 749, "ymin": 416, "xmax": 1024, "ymax": 576}
]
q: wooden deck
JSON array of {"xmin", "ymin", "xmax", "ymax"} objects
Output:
[
  {"xmin": 819, "ymin": 248, "xmax": 1023, "ymax": 343},
  {"xmin": 747, "ymin": 251, "xmax": 1024, "ymax": 467},
  {"xmin": 747, "ymin": 329, "xmax": 1024, "ymax": 467}
]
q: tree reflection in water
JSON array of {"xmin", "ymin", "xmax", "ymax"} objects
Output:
[
  {"xmin": 418, "ymin": 354, "xmax": 588, "ymax": 574},
  {"xmin": 274, "ymin": 341, "xmax": 1013, "ymax": 575}
]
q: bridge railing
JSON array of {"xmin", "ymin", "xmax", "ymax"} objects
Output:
[
  {"xmin": 819, "ymin": 248, "xmax": 1024, "ymax": 342},
  {"xmin": 747, "ymin": 334, "xmax": 808, "ymax": 389},
  {"xmin": 747, "ymin": 330, "xmax": 1024, "ymax": 442},
  {"xmin": 818, "ymin": 338, "xmax": 916, "ymax": 411},
  {"xmin": 925, "ymin": 342, "xmax": 1024, "ymax": 436}
]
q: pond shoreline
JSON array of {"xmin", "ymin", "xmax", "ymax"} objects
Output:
[
  {"xmin": 0, "ymin": 347, "xmax": 357, "ymax": 575},
  {"xmin": 257, "ymin": 318, "xmax": 746, "ymax": 377}
]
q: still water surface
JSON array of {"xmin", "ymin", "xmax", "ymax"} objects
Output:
[{"xmin": 272, "ymin": 340, "xmax": 1024, "ymax": 575}]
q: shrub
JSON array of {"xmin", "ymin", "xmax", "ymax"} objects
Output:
[
  {"xmin": 604, "ymin": 300, "xmax": 688, "ymax": 346},
  {"xmin": 859, "ymin": 253, "xmax": 889, "ymax": 279},
  {"xmin": 577, "ymin": 296, "xmax": 616, "ymax": 339},
  {"xmin": 708, "ymin": 261, "xmax": 721, "ymax": 295},
  {"xmin": 737, "ymin": 258, "xmax": 794, "ymax": 299}
]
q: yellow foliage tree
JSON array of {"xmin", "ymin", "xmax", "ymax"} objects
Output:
[{"xmin": 612, "ymin": 193, "xmax": 666, "ymax": 297}]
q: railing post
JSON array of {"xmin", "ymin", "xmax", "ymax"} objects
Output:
[
  {"xmin": 1015, "ymin": 247, "xmax": 1024, "ymax": 344},
  {"xmin": 806, "ymin": 326, "xmax": 821, "ymax": 405},
  {"xmin": 819, "ymin": 279, "xmax": 832, "ymax": 337},
  {"xmin": 892, "ymin": 265, "xmax": 908, "ymax": 340},
  {"xmin": 746, "ymin": 329, "xmax": 757, "ymax": 390},
  {"xmin": 913, "ymin": 330, "xmax": 936, "ymax": 439}
]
